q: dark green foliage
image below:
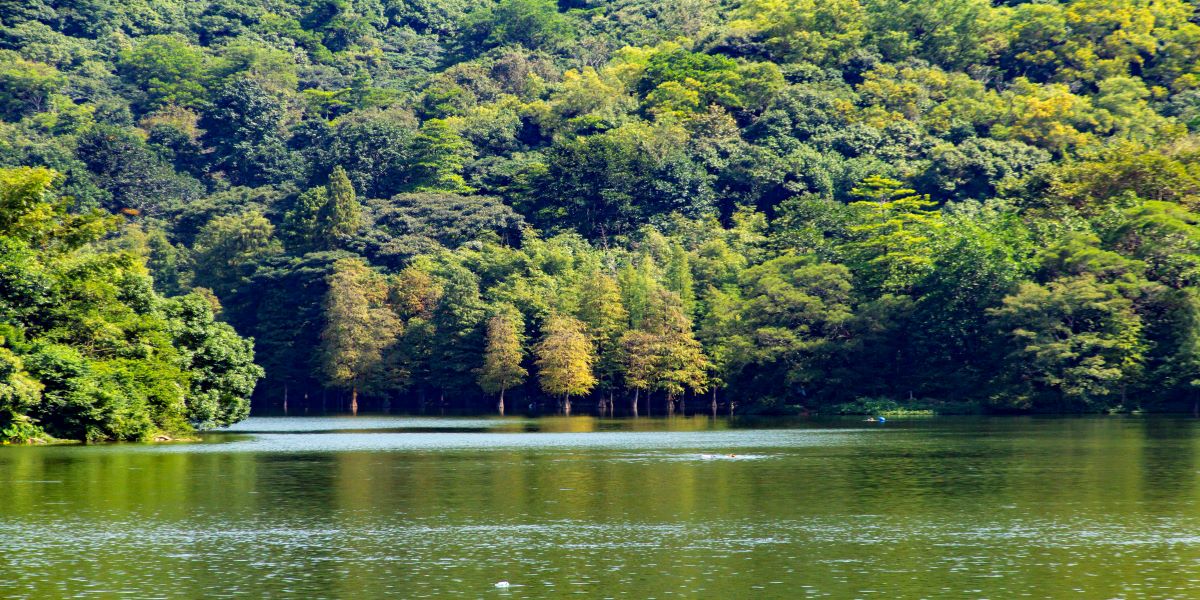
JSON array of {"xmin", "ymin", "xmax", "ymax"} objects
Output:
[
  {"xmin": 528, "ymin": 123, "xmax": 714, "ymax": 237},
  {"xmin": 360, "ymin": 192, "xmax": 525, "ymax": 265},
  {"xmin": 75, "ymin": 126, "xmax": 204, "ymax": 215},
  {"xmin": 200, "ymin": 80, "xmax": 299, "ymax": 186}
]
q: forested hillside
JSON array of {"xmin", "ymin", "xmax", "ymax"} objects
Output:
[{"xmin": 5, "ymin": 0, "xmax": 1200, "ymax": 418}]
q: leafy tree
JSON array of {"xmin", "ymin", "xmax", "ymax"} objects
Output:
[
  {"xmin": 637, "ymin": 47, "xmax": 784, "ymax": 115},
  {"xmin": 409, "ymin": 119, "xmax": 475, "ymax": 193},
  {"xmin": 200, "ymin": 79, "xmax": 299, "ymax": 186},
  {"xmin": 987, "ymin": 236, "xmax": 1150, "ymax": 411},
  {"xmin": 192, "ymin": 211, "xmax": 282, "ymax": 299},
  {"xmin": 988, "ymin": 275, "xmax": 1145, "ymax": 411},
  {"xmin": 428, "ymin": 258, "xmax": 487, "ymax": 402},
  {"xmin": 322, "ymin": 166, "xmax": 363, "ymax": 242},
  {"xmin": 0, "ymin": 51, "xmax": 65, "ymax": 121},
  {"xmin": 535, "ymin": 313, "xmax": 596, "ymax": 415},
  {"xmin": 728, "ymin": 0, "xmax": 866, "ymax": 65},
  {"xmin": 318, "ymin": 257, "xmax": 402, "ymax": 415},
  {"xmin": 1108, "ymin": 201, "xmax": 1200, "ymax": 289},
  {"xmin": 665, "ymin": 241, "xmax": 696, "ymax": 317},
  {"xmin": 0, "ymin": 342, "xmax": 43, "ymax": 443},
  {"xmin": 531, "ymin": 122, "xmax": 714, "ymax": 239},
  {"xmin": 478, "ymin": 303, "xmax": 527, "ymax": 415},
  {"xmin": 619, "ymin": 329, "xmax": 656, "ymax": 416},
  {"xmin": 75, "ymin": 125, "xmax": 204, "ymax": 216},
  {"xmin": 164, "ymin": 293, "xmax": 263, "ymax": 428},
  {"xmin": 361, "ymin": 192, "xmax": 525, "ymax": 265},
  {"xmin": 284, "ymin": 167, "xmax": 363, "ymax": 251},
  {"xmin": 461, "ymin": 0, "xmax": 575, "ymax": 55},
  {"xmin": 312, "ymin": 113, "xmax": 419, "ymax": 199},
  {"xmin": 732, "ymin": 255, "xmax": 855, "ymax": 408},
  {"xmin": 844, "ymin": 176, "xmax": 942, "ymax": 294},
  {"xmin": 642, "ymin": 288, "xmax": 709, "ymax": 414},
  {"xmin": 0, "ymin": 167, "xmax": 260, "ymax": 441},
  {"xmin": 576, "ymin": 269, "xmax": 628, "ymax": 412},
  {"xmin": 118, "ymin": 35, "xmax": 211, "ymax": 113}
]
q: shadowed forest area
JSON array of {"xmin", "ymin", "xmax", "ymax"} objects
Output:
[{"xmin": 6, "ymin": 0, "xmax": 1200, "ymax": 440}]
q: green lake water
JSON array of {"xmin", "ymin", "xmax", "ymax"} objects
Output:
[{"xmin": 1, "ymin": 416, "xmax": 1198, "ymax": 598}]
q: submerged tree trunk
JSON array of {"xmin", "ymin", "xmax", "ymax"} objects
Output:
[
  {"xmin": 350, "ymin": 386, "xmax": 358, "ymax": 416},
  {"xmin": 499, "ymin": 388, "xmax": 505, "ymax": 416}
]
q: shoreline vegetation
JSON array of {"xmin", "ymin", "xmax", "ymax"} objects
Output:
[{"xmin": 7, "ymin": 0, "xmax": 1200, "ymax": 441}]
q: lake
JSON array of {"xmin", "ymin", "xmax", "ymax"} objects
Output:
[{"xmin": 1, "ymin": 416, "xmax": 1198, "ymax": 598}]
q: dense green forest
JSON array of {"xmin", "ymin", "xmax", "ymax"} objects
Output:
[
  {"xmin": 5, "ymin": 0, "xmax": 1200, "ymax": 430},
  {"xmin": 0, "ymin": 166, "xmax": 261, "ymax": 442}
]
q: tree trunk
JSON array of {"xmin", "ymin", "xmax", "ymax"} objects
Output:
[
  {"xmin": 564, "ymin": 395, "xmax": 572, "ymax": 416},
  {"xmin": 632, "ymin": 388, "xmax": 639, "ymax": 418},
  {"xmin": 350, "ymin": 386, "xmax": 358, "ymax": 416},
  {"xmin": 680, "ymin": 394, "xmax": 686, "ymax": 416},
  {"xmin": 283, "ymin": 384, "xmax": 289, "ymax": 416},
  {"xmin": 711, "ymin": 388, "xmax": 717, "ymax": 419},
  {"xmin": 668, "ymin": 394, "xmax": 675, "ymax": 417},
  {"xmin": 499, "ymin": 388, "xmax": 505, "ymax": 416}
]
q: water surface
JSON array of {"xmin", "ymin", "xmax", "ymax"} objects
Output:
[{"xmin": 2, "ymin": 416, "xmax": 1198, "ymax": 598}]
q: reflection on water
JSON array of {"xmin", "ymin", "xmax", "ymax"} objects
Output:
[{"xmin": 1, "ymin": 416, "xmax": 1199, "ymax": 598}]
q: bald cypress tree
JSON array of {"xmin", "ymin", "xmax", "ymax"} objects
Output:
[
  {"xmin": 479, "ymin": 304, "xmax": 527, "ymax": 415},
  {"xmin": 620, "ymin": 330, "xmax": 657, "ymax": 417},
  {"xmin": 535, "ymin": 314, "xmax": 596, "ymax": 416},
  {"xmin": 644, "ymin": 288, "xmax": 709, "ymax": 415},
  {"xmin": 577, "ymin": 269, "xmax": 628, "ymax": 415},
  {"xmin": 318, "ymin": 258, "xmax": 401, "ymax": 415}
]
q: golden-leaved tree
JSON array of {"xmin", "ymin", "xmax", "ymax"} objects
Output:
[{"xmin": 535, "ymin": 314, "xmax": 596, "ymax": 416}]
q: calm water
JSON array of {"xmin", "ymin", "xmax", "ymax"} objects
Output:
[{"xmin": 2, "ymin": 416, "xmax": 1199, "ymax": 599}]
